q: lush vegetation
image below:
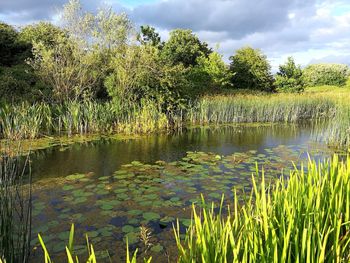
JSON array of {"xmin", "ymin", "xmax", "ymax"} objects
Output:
[
  {"xmin": 175, "ymin": 155, "xmax": 350, "ymax": 262},
  {"xmin": 0, "ymin": 0, "xmax": 349, "ymax": 148},
  {"xmin": 33, "ymin": 155, "xmax": 350, "ymax": 262},
  {"xmin": 0, "ymin": 144, "xmax": 32, "ymax": 263},
  {"xmin": 303, "ymin": 63, "xmax": 350, "ymax": 87},
  {"xmin": 1, "ymin": 0, "xmax": 350, "ymax": 262}
]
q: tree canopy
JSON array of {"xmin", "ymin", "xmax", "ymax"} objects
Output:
[
  {"xmin": 275, "ymin": 57, "xmax": 305, "ymax": 93},
  {"xmin": 229, "ymin": 46, "xmax": 274, "ymax": 91},
  {"xmin": 161, "ymin": 29, "xmax": 212, "ymax": 67}
]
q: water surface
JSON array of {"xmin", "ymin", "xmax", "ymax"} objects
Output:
[{"xmin": 29, "ymin": 124, "xmax": 332, "ymax": 262}]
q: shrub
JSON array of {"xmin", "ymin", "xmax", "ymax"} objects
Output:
[
  {"xmin": 275, "ymin": 57, "xmax": 305, "ymax": 93},
  {"xmin": 303, "ymin": 63, "xmax": 350, "ymax": 87},
  {"xmin": 229, "ymin": 46, "xmax": 274, "ymax": 91}
]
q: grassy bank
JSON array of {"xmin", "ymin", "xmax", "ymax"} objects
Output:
[
  {"xmin": 0, "ymin": 89, "xmax": 349, "ymax": 147},
  {"xmin": 35, "ymin": 155, "xmax": 350, "ymax": 262}
]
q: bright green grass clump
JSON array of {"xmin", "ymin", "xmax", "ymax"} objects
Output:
[{"xmin": 175, "ymin": 155, "xmax": 350, "ymax": 262}]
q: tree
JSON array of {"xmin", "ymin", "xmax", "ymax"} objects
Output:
[
  {"xmin": 105, "ymin": 44, "xmax": 189, "ymax": 112},
  {"xmin": 196, "ymin": 52, "xmax": 233, "ymax": 90},
  {"xmin": 0, "ymin": 22, "xmax": 28, "ymax": 66},
  {"xmin": 161, "ymin": 29, "xmax": 212, "ymax": 67},
  {"xmin": 29, "ymin": 36, "xmax": 98, "ymax": 102},
  {"xmin": 275, "ymin": 57, "xmax": 304, "ymax": 93},
  {"xmin": 229, "ymin": 46, "xmax": 274, "ymax": 91},
  {"xmin": 303, "ymin": 63, "xmax": 350, "ymax": 87},
  {"xmin": 19, "ymin": 22, "xmax": 66, "ymax": 49},
  {"xmin": 138, "ymin": 25, "xmax": 162, "ymax": 48}
]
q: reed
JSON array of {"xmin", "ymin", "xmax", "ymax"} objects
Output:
[
  {"xmin": 37, "ymin": 224, "xmax": 152, "ymax": 263},
  {"xmin": 0, "ymin": 142, "xmax": 32, "ymax": 263},
  {"xmin": 188, "ymin": 93, "xmax": 338, "ymax": 125},
  {"xmin": 175, "ymin": 155, "xmax": 350, "ymax": 262},
  {"xmin": 0, "ymin": 91, "xmax": 349, "ymax": 147}
]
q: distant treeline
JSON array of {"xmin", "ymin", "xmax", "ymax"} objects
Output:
[{"xmin": 0, "ymin": 0, "xmax": 349, "ymax": 109}]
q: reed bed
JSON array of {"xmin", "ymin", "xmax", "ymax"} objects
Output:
[
  {"xmin": 0, "ymin": 91, "xmax": 349, "ymax": 147},
  {"xmin": 175, "ymin": 155, "xmax": 350, "ymax": 262},
  {"xmin": 188, "ymin": 93, "xmax": 338, "ymax": 124},
  {"xmin": 0, "ymin": 100, "xmax": 175, "ymax": 140},
  {"xmin": 0, "ymin": 143, "xmax": 32, "ymax": 263}
]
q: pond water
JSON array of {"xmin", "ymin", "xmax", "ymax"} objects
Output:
[{"xmin": 29, "ymin": 124, "xmax": 332, "ymax": 262}]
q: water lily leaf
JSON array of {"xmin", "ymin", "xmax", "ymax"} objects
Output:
[
  {"xmin": 143, "ymin": 212, "xmax": 160, "ymax": 221},
  {"xmin": 122, "ymin": 225, "xmax": 135, "ymax": 233},
  {"xmin": 150, "ymin": 244, "xmax": 163, "ymax": 253}
]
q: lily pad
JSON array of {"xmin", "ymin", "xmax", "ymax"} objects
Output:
[
  {"xmin": 151, "ymin": 244, "xmax": 164, "ymax": 253},
  {"xmin": 143, "ymin": 212, "xmax": 160, "ymax": 221},
  {"xmin": 122, "ymin": 225, "xmax": 135, "ymax": 233}
]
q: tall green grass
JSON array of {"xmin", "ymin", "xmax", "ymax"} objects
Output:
[
  {"xmin": 0, "ymin": 143, "xmax": 32, "ymax": 263},
  {"xmin": 0, "ymin": 91, "xmax": 349, "ymax": 147},
  {"xmin": 175, "ymin": 155, "xmax": 350, "ymax": 262},
  {"xmin": 0, "ymin": 100, "xmax": 175, "ymax": 140},
  {"xmin": 188, "ymin": 93, "xmax": 337, "ymax": 124}
]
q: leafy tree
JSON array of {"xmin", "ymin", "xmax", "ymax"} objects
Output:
[
  {"xmin": 229, "ymin": 46, "xmax": 274, "ymax": 91},
  {"xmin": 196, "ymin": 52, "xmax": 233, "ymax": 90},
  {"xmin": 161, "ymin": 29, "xmax": 212, "ymax": 67},
  {"xmin": 105, "ymin": 44, "xmax": 189, "ymax": 112},
  {"xmin": 0, "ymin": 65, "xmax": 47, "ymax": 102},
  {"xmin": 19, "ymin": 22, "xmax": 66, "ymax": 49},
  {"xmin": 303, "ymin": 63, "xmax": 350, "ymax": 87},
  {"xmin": 0, "ymin": 22, "xmax": 28, "ymax": 66},
  {"xmin": 275, "ymin": 57, "xmax": 305, "ymax": 93},
  {"xmin": 138, "ymin": 25, "xmax": 162, "ymax": 48},
  {"xmin": 29, "ymin": 36, "xmax": 98, "ymax": 102}
]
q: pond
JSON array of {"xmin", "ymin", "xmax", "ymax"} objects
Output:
[{"xmin": 29, "ymin": 123, "xmax": 333, "ymax": 262}]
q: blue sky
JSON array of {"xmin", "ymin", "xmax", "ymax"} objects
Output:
[{"xmin": 1, "ymin": 0, "xmax": 350, "ymax": 70}]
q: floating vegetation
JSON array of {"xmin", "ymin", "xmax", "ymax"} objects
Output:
[{"xmin": 29, "ymin": 139, "xmax": 332, "ymax": 261}]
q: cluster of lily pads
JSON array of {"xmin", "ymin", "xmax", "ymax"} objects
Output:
[{"xmin": 30, "ymin": 143, "xmax": 328, "ymax": 261}]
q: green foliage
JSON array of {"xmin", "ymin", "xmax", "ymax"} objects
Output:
[
  {"xmin": 196, "ymin": 52, "xmax": 233, "ymax": 90},
  {"xmin": 275, "ymin": 57, "xmax": 305, "ymax": 93},
  {"xmin": 0, "ymin": 65, "xmax": 47, "ymax": 103},
  {"xmin": 175, "ymin": 155, "xmax": 350, "ymax": 262},
  {"xmin": 303, "ymin": 63, "xmax": 350, "ymax": 87},
  {"xmin": 229, "ymin": 46, "xmax": 274, "ymax": 91},
  {"xmin": 0, "ymin": 22, "xmax": 29, "ymax": 66},
  {"xmin": 0, "ymin": 146, "xmax": 32, "ymax": 263},
  {"xmin": 19, "ymin": 22, "xmax": 66, "ymax": 49},
  {"xmin": 138, "ymin": 25, "xmax": 162, "ymax": 48},
  {"xmin": 105, "ymin": 44, "xmax": 189, "ymax": 112},
  {"xmin": 190, "ymin": 93, "xmax": 337, "ymax": 124},
  {"xmin": 161, "ymin": 29, "xmax": 212, "ymax": 67},
  {"xmin": 29, "ymin": 35, "xmax": 99, "ymax": 102}
]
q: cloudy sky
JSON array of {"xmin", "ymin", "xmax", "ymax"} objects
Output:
[{"xmin": 1, "ymin": 0, "xmax": 350, "ymax": 70}]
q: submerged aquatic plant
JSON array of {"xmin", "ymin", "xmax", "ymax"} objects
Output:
[
  {"xmin": 175, "ymin": 155, "xmax": 350, "ymax": 262},
  {"xmin": 0, "ymin": 142, "xmax": 32, "ymax": 263}
]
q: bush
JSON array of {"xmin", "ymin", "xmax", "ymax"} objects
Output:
[
  {"xmin": 303, "ymin": 63, "xmax": 350, "ymax": 87},
  {"xmin": 0, "ymin": 65, "xmax": 47, "ymax": 103},
  {"xmin": 229, "ymin": 46, "xmax": 274, "ymax": 91},
  {"xmin": 275, "ymin": 57, "xmax": 305, "ymax": 93}
]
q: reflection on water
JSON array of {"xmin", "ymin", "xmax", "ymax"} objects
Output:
[
  {"xmin": 29, "ymin": 124, "xmax": 332, "ymax": 262},
  {"xmin": 31, "ymin": 123, "xmax": 322, "ymax": 180}
]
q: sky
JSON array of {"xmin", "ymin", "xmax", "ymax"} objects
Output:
[{"xmin": 1, "ymin": 0, "xmax": 350, "ymax": 70}]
